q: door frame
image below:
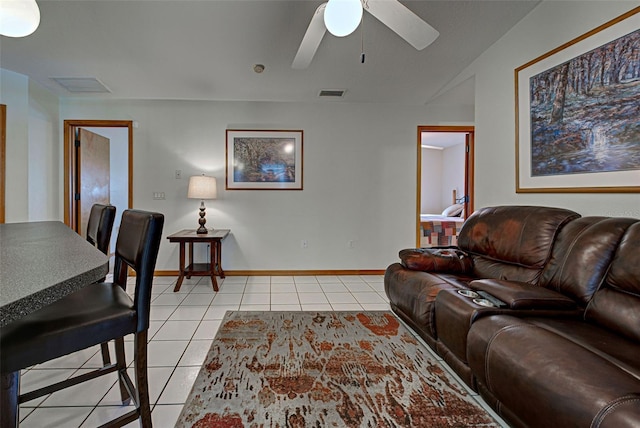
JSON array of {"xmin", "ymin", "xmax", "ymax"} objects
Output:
[
  {"xmin": 416, "ymin": 125, "xmax": 475, "ymax": 246},
  {"xmin": 63, "ymin": 120, "xmax": 133, "ymax": 231}
]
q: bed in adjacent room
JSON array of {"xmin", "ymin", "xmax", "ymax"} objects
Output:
[{"xmin": 419, "ymin": 203, "xmax": 465, "ymax": 247}]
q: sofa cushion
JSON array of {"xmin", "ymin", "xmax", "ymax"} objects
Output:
[
  {"xmin": 468, "ymin": 315, "xmax": 640, "ymax": 428},
  {"xmin": 585, "ymin": 221, "xmax": 640, "ymax": 342},
  {"xmin": 399, "ymin": 247, "xmax": 472, "ymax": 273},
  {"xmin": 525, "ymin": 317, "xmax": 640, "ymax": 380},
  {"xmin": 540, "ymin": 217, "xmax": 638, "ymax": 305},
  {"xmin": 458, "ymin": 206, "xmax": 579, "ymax": 283},
  {"xmin": 587, "ymin": 290, "xmax": 640, "ymax": 344}
]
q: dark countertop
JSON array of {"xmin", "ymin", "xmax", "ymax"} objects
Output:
[{"xmin": 0, "ymin": 221, "xmax": 109, "ymax": 327}]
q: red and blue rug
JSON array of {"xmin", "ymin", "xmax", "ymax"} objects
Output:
[{"xmin": 177, "ymin": 311, "xmax": 499, "ymax": 427}]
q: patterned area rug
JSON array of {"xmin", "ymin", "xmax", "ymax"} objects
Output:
[{"xmin": 176, "ymin": 311, "xmax": 499, "ymax": 427}]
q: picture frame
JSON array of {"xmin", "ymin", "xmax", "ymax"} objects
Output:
[
  {"xmin": 515, "ymin": 7, "xmax": 640, "ymax": 193},
  {"xmin": 226, "ymin": 129, "xmax": 303, "ymax": 190}
]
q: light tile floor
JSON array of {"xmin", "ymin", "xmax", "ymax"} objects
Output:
[{"xmin": 17, "ymin": 274, "xmax": 506, "ymax": 427}]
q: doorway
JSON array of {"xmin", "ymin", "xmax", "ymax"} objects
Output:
[
  {"xmin": 64, "ymin": 120, "xmax": 133, "ymax": 252},
  {"xmin": 416, "ymin": 125, "xmax": 474, "ymax": 246}
]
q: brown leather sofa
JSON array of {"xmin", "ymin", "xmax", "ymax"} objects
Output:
[{"xmin": 384, "ymin": 205, "xmax": 640, "ymax": 428}]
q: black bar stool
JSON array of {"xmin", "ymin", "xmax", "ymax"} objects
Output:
[
  {"xmin": 86, "ymin": 203, "xmax": 117, "ymax": 364},
  {"xmin": 0, "ymin": 209, "xmax": 164, "ymax": 428},
  {"xmin": 87, "ymin": 203, "xmax": 117, "ymax": 261}
]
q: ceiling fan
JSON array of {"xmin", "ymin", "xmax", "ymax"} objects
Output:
[{"xmin": 292, "ymin": 0, "xmax": 439, "ymax": 69}]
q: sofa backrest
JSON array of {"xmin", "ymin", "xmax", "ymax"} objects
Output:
[
  {"xmin": 457, "ymin": 206, "xmax": 580, "ymax": 284},
  {"xmin": 539, "ymin": 217, "xmax": 637, "ymax": 306},
  {"xmin": 584, "ymin": 221, "xmax": 640, "ymax": 342}
]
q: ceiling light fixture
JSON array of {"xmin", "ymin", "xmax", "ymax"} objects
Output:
[
  {"xmin": 0, "ymin": 0, "xmax": 41, "ymax": 38},
  {"xmin": 324, "ymin": 0, "xmax": 362, "ymax": 37}
]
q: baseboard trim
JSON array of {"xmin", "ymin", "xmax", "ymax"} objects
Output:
[{"xmin": 153, "ymin": 269, "xmax": 386, "ymax": 277}]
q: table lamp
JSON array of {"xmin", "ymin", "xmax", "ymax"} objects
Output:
[{"xmin": 187, "ymin": 175, "xmax": 217, "ymax": 234}]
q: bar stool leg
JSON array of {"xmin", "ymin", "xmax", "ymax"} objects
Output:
[
  {"xmin": 1, "ymin": 371, "xmax": 19, "ymax": 428},
  {"xmin": 114, "ymin": 338, "xmax": 132, "ymax": 405},
  {"xmin": 100, "ymin": 342, "xmax": 112, "ymax": 365},
  {"xmin": 134, "ymin": 331, "xmax": 152, "ymax": 427}
]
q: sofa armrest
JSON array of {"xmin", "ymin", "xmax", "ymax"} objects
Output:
[
  {"xmin": 469, "ymin": 279, "xmax": 577, "ymax": 310},
  {"xmin": 399, "ymin": 247, "xmax": 472, "ymax": 273}
]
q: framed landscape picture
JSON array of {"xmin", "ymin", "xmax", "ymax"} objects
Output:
[
  {"xmin": 226, "ymin": 129, "xmax": 303, "ymax": 190},
  {"xmin": 515, "ymin": 7, "xmax": 640, "ymax": 193}
]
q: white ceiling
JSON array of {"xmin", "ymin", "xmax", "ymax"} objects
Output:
[
  {"xmin": 422, "ymin": 131, "xmax": 467, "ymax": 148},
  {"xmin": 0, "ymin": 0, "xmax": 540, "ymax": 105}
]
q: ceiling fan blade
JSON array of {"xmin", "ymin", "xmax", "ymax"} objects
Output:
[
  {"xmin": 364, "ymin": 0, "xmax": 439, "ymax": 50},
  {"xmin": 292, "ymin": 3, "xmax": 327, "ymax": 69}
]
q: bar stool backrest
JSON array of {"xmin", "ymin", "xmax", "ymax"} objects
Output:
[
  {"xmin": 113, "ymin": 209, "xmax": 164, "ymax": 333},
  {"xmin": 86, "ymin": 204, "xmax": 117, "ymax": 255}
]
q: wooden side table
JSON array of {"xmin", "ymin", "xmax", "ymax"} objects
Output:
[{"xmin": 167, "ymin": 229, "xmax": 230, "ymax": 292}]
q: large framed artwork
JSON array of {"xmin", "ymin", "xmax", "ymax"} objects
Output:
[
  {"xmin": 226, "ymin": 129, "xmax": 303, "ymax": 190},
  {"xmin": 516, "ymin": 7, "xmax": 640, "ymax": 193}
]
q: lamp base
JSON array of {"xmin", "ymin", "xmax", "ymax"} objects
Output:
[{"xmin": 196, "ymin": 200, "xmax": 208, "ymax": 234}]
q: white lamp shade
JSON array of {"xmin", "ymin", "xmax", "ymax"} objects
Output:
[
  {"xmin": 324, "ymin": 0, "xmax": 362, "ymax": 37},
  {"xmin": 0, "ymin": 0, "xmax": 41, "ymax": 38},
  {"xmin": 187, "ymin": 175, "xmax": 217, "ymax": 200}
]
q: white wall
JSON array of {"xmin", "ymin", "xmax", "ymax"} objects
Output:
[
  {"xmin": 441, "ymin": 143, "xmax": 465, "ymax": 208},
  {"xmin": 1, "ymin": 69, "xmax": 59, "ymax": 223},
  {"xmin": 59, "ymin": 99, "xmax": 472, "ymax": 271},
  {"xmin": 442, "ymin": 1, "xmax": 640, "ymax": 217},
  {"xmin": 420, "ymin": 147, "xmax": 443, "ymax": 213},
  {"xmin": 28, "ymin": 79, "xmax": 60, "ymax": 221},
  {"xmin": 1, "ymin": 69, "xmax": 29, "ymax": 222}
]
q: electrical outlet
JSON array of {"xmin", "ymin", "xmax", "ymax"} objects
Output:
[
  {"xmin": 175, "ymin": 169, "xmax": 182, "ymax": 179},
  {"xmin": 301, "ymin": 239, "xmax": 308, "ymax": 249},
  {"xmin": 347, "ymin": 240, "xmax": 355, "ymax": 248}
]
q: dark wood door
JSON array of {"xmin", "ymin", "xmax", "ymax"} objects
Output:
[{"xmin": 77, "ymin": 128, "xmax": 110, "ymax": 237}]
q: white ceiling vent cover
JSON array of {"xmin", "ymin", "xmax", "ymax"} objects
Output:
[
  {"xmin": 52, "ymin": 77, "xmax": 111, "ymax": 93},
  {"xmin": 318, "ymin": 89, "xmax": 346, "ymax": 98}
]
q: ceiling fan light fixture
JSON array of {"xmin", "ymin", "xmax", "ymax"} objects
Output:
[
  {"xmin": 0, "ymin": 0, "xmax": 40, "ymax": 38},
  {"xmin": 324, "ymin": 0, "xmax": 362, "ymax": 38}
]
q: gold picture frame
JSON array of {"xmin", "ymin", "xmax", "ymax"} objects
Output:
[{"xmin": 515, "ymin": 7, "xmax": 640, "ymax": 193}]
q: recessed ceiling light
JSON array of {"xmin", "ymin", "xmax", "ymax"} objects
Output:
[{"xmin": 51, "ymin": 77, "xmax": 111, "ymax": 93}]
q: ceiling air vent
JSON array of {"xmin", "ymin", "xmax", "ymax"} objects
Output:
[
  {"xmin": 318, "ymin": 89, "xmax": 346, "ymax": 98},
  {"xmin": 51, "ymin": 77, "xmax": 111, "ymax": 93}
]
